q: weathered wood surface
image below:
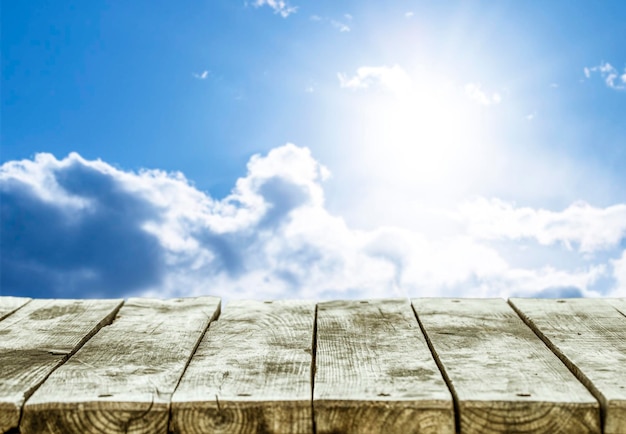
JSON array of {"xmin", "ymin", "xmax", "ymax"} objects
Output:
[
  {"xmin": 0, "ymin": 297, "xmax": 30, "ymax": 322},
  {"xmin": 2, "ymin": 295, "xmax": 626, "ymax": 434},
  {"xmin": 0, "ymin": 298, "xmax": 123, "ymax": 433},
  {"xmin": 171, "ymin": 300, "xmax": 315, "ymax": 434},
  {"xmin": 315, "ymin": 299, "xmax": 454, "ymax": 434},
  {"xmin": 21, "ymin": 297, "xmax": 220, "ymax": 434},
  {"xmin": 510, "ymin": 298, "xmax": 626, "ymax": 434},
  {"xmin": 412, "ymin": 298, "xmax": 601, "ymax": 434},
  {"xmin": 605, "ymin": 298, "xmax": 626, "ymax": 317}
]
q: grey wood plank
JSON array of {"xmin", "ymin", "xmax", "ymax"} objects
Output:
[
  {"xmin": 170, "ymin": 300, "xmax": 315, "ymax": 434},
  {"xmin": 605, "ymin": 298, "xmax": 626, "ymax": 318},
  {"xmin": 0, "ymin": 298, "xmax": 123, "ymax": 433},
  {"xmin": 0, "ymin": 296, "xmax": 31, "ymax": 321},
  {"xmin": 21, "ymin": 296, "xmax": 220, "ymax": 434},
  {"xmin": 315, "ymin": 299, "xmax": 454, "ymax": 434},
  {"xmin": 510, "ymin": 298, "xmax": 626, "ymax": 434},
  {"xmin": 413, "ymin": 298, "xmax": 600, "ymax": 434}
]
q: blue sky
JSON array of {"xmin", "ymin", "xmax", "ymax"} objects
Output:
[{"xmin": 2, "ymin": 0, "xmax": 626, "ymax": 300}]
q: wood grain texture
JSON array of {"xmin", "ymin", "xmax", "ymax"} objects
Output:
[
  {"xmin": 0, "ymin": 296, "xmax": 31, "ymax": 322},
  {"xmin": 412, "ymin": 298, "xmax": 600, "ymax": 434},
  {"xmin": 21, "ymin": 296, "xmax": 220, "ymax": 434},
  {"xmin": 0, "ymin": 298, "xmax": 123, "ymax": 433},
  {"xmin": 509, "ymin": 298, "xmax": 626, "ymax": 434},
  {"xmin": 605, "ymin": 298, "xmax": 626, "ymax": 318},
  {"xmin": 170, "ymin": 300, "xmax": 315, "ymax": 434},
  {"xmin": 315, "ymin": 299, "xmax": 454, "ymax": 434}
]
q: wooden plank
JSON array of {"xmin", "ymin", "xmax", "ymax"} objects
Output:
[
  {"xmin": 412, "ymin": 298, "xmax": 600, "ymax": 434},
  {"xmin": 605, "ymin": 298, "xmax": 626, "ymax": 318},
  {"xmin": 21, "ymin": 296, "xmax": 220, "ymax": 434},
  {"xmin": 0, "ymin": 298, "xmax": 123, "ymax": 433},
  {"xmin": 170, "ymin": 300, "xmax": 315, "ymax": 434},
  {"xmin": 509, "ymin": 298, "xmax": 626, "ymax": 434},
  {"xmin": 0, "ymin": 296, "xmax": 31, "ymax": 321},
  {"xmin": 315, "ymin": 299, "xmax": 454, "ymax": 434}
]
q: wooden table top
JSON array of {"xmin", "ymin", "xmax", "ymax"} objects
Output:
[{"xmin": 0, "ymin": 296, "xmax": 624, "ymax": 434}]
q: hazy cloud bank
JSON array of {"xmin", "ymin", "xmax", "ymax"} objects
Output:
[{"xmin": 2, "ymin": 145, "xmax": 624, "ymax": 300}]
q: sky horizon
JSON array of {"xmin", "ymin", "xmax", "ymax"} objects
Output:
[{"xmin": 2, "ymin": 0, "xmax": 626, "ymax": 300}]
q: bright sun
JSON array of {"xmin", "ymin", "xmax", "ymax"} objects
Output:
[{"xmin": 346, "ymin": 66, "xmax": 489, "ymax": 192}]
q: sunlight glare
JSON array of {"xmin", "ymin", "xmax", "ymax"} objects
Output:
[{"xmin": 356, "ymin": 68, "xmax": 487, "ymax": 191}]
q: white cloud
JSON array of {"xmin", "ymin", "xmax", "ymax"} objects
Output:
[
  {"xmin": 611, "ymin": 250, "xmax": 626, "ymax": 297},
  {"xmin": 465, "ymin": 83, "xmax": 502, "ymax": 105},
  {"xmin": 487, "ymin": 265, "xmax": 606, "ymax": 298},
  {"xmin": 405, "ymin": 11, "xmax": 414, "ymax": 18},
  {"xmin": 253, "ymin": 0, "xmax": 297, "ymax": 18},
  {"xmin": 310, "ymin": 14, "xmax": 352, "ymax": 32},
  {"xmin": 192, "ymin": 70, "xmax": 209, "ymax": 80},
  {"xmin": 331, "ymin": 20, "xmax": 350, "ymax": 32},
  {"xmin": 460, "ymin": 198, "xmax": 626, "ymax": 254},
  {"xmin": 2, "ymin": 145, "xmax": 624, "ymax": 300},
  {"xmin": 584, "ymin": 62, "xmax": 626, "ymax": 90},
  {"xmin": 338, "ymin": 65, "xmax": 412, "ymax": 94}
]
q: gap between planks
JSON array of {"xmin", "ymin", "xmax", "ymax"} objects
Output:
[
  {"xmin": 20, "ymin": 297, "xmax": 220, "ymax": 434},
  {"xmin": 167, "ymin": 300, "xmax": 223, "ymax": 434},
  {"xmin": 0, "ymin": 297, "xmax": 32, "ymax": 322},
  {"xmin": 170, "ymin": 300, "xmax": 315, "ymax": 434},
  {"xmin": 509, "ymin": 298, "xmax": 626, "ymax": 434},
  {"xmin": 411, "ymin": 302, "xmax": 462, "ymax": 434},
  {"xmin": 310, "ymin": 304, "xmax": 318, "ymax": 434},
  {"xmin": 413, "ymin": 298, "xmax": 601, "ymax": 434},
  {"xmin": 508, "ymin": 299, "xmax": 607, "ymax": 425},
  {"xmin": 314, "ymin": 299, "xmax": 455, "ymax": 434},
  {"xmin": 0, "ymin": 299, "xmax": 125, "ymax": 433}
]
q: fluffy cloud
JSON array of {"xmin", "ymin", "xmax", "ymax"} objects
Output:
[
  {"xmin": 459, "ymin": 198, "xmax": 626, "ymax": 254},
  {"xmin": 2, "ymin": 145, "xmax": 624, "ymax": 300},
  {"xmin": 338, "ymin": 65, "xmax": 412, "ymax": 94},
  {"xmin": 252, "ymin": 0, "xmax": 297, "ymax": 18},
  {"xmin": 584, "ymin": 63, "xmax": 626, "ymax": 90},
  {"xmin": 611, "ymin": 250, "xmax": 626, "ymax": 297}
]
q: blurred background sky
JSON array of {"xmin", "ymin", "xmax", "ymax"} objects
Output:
[{"xmin": 2, "ymin": 0, "xmax": 626, "ymax": 300}]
